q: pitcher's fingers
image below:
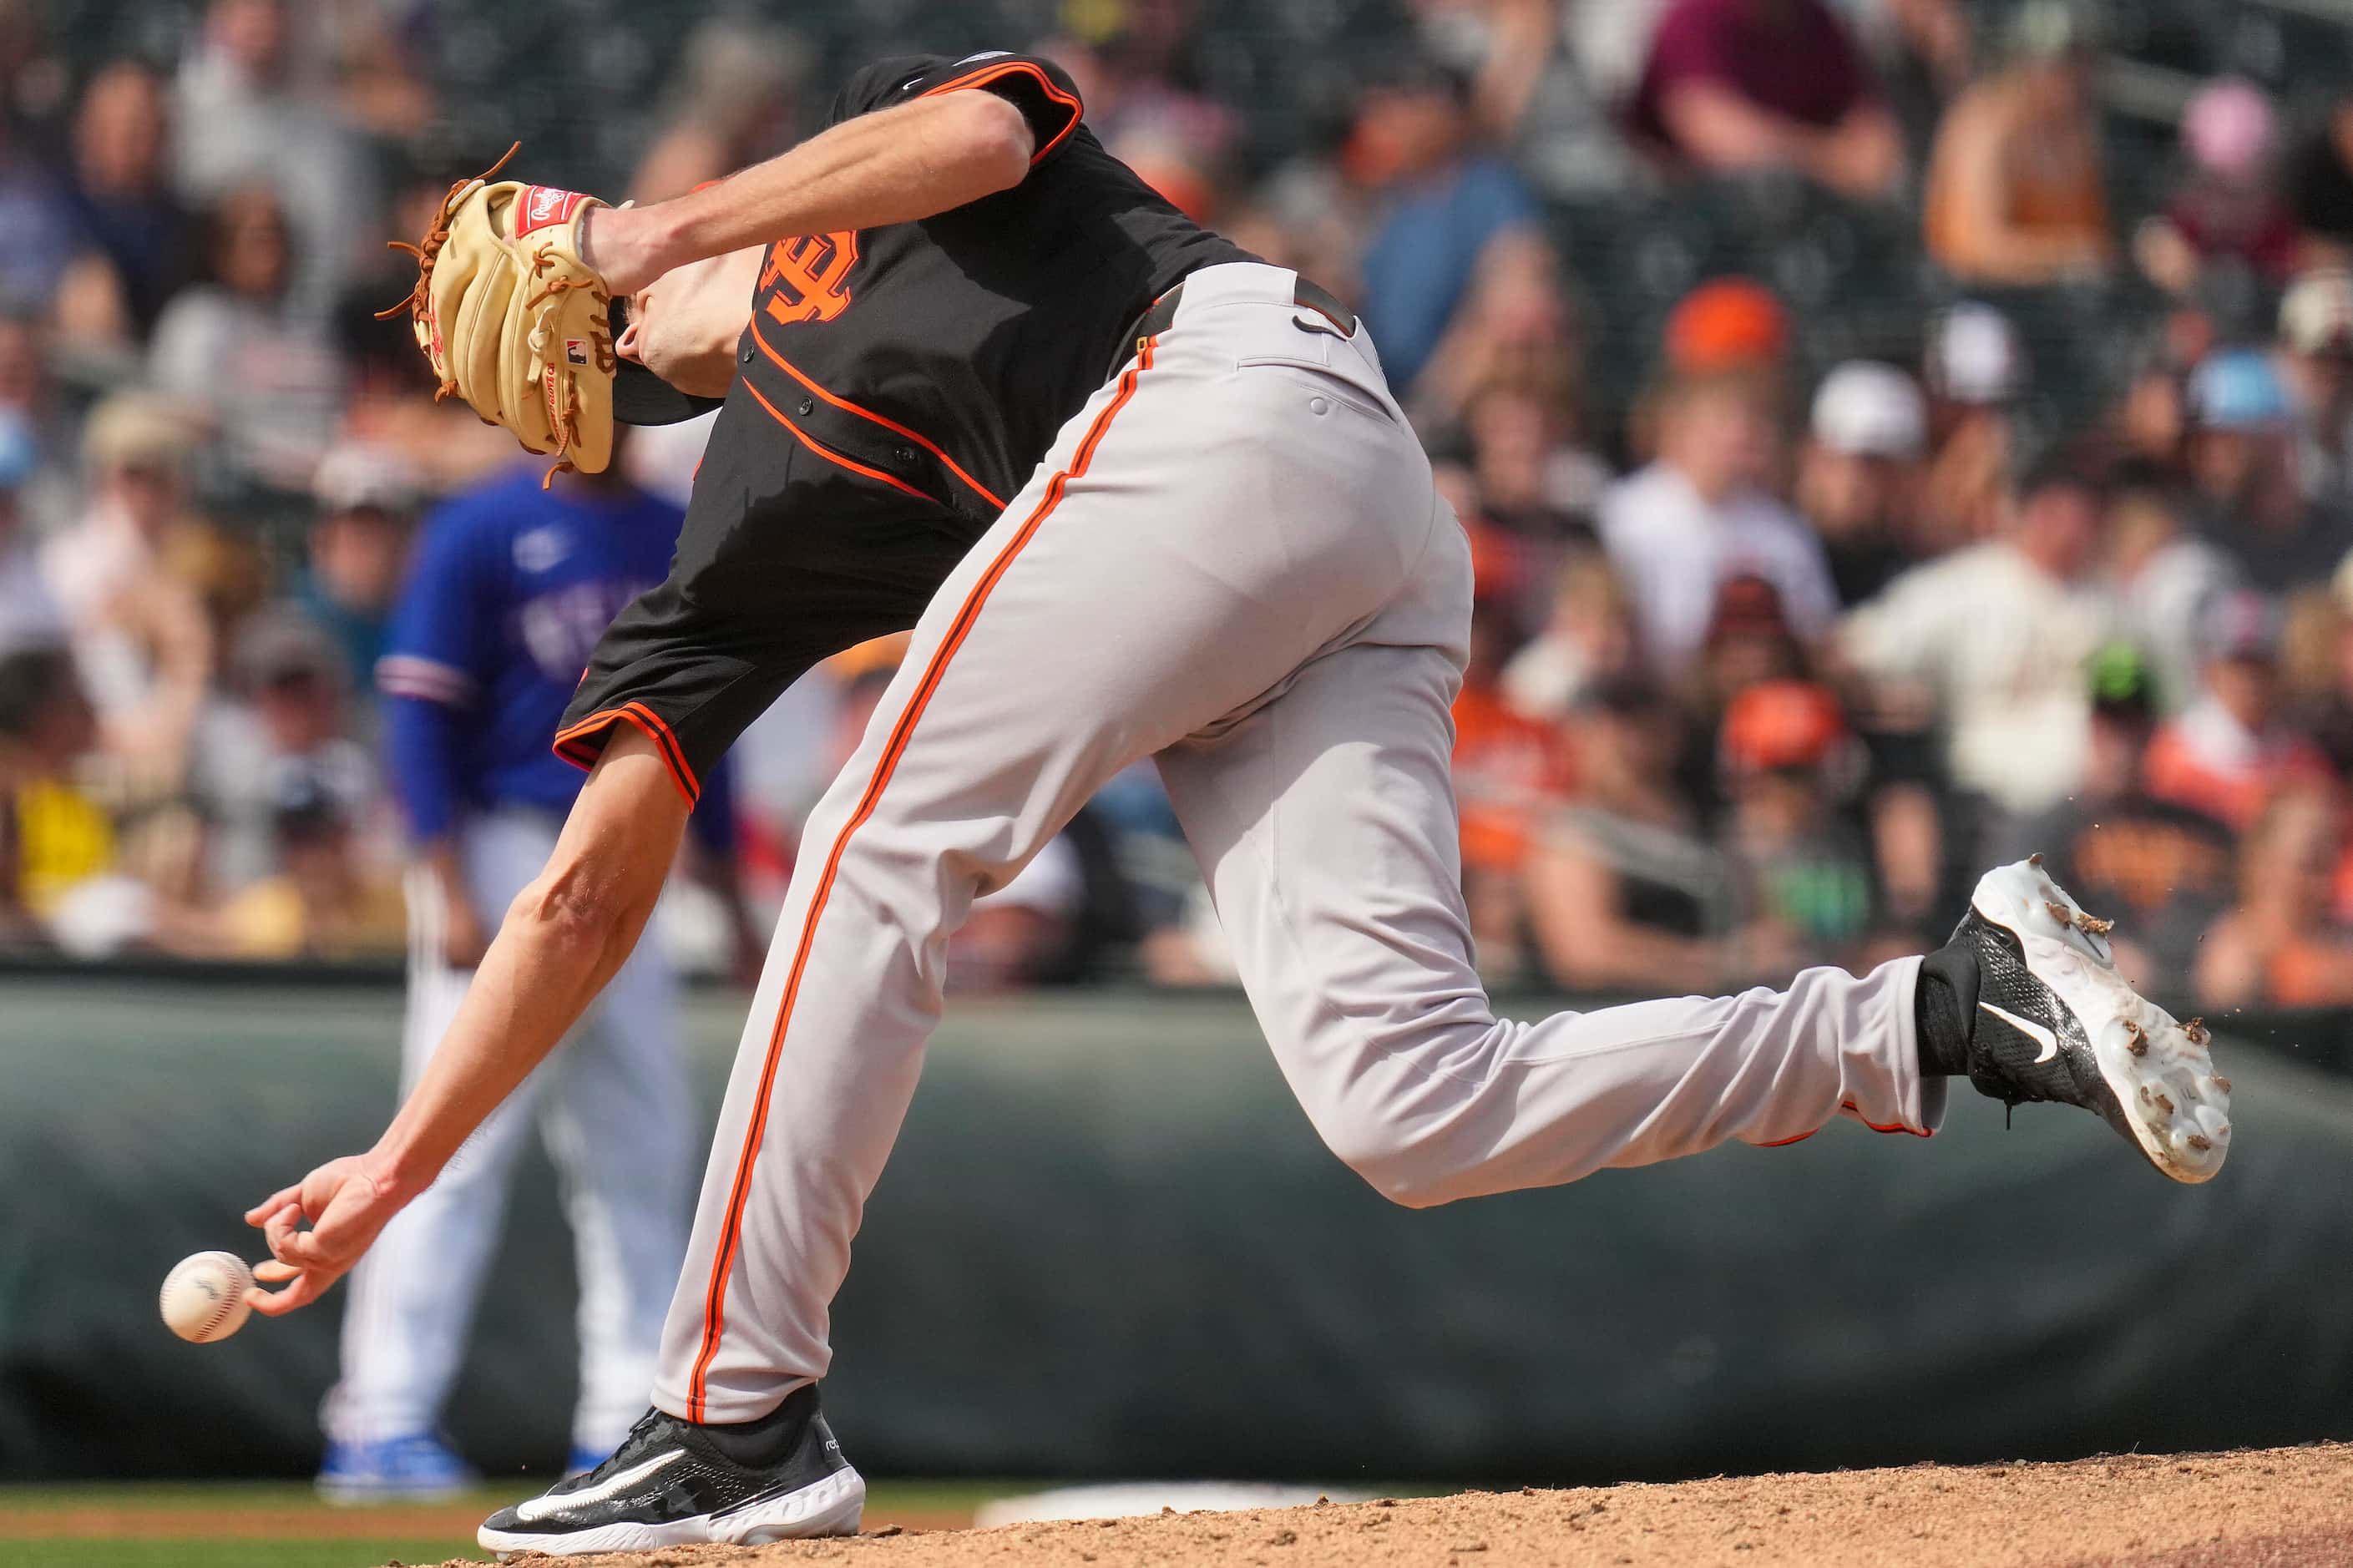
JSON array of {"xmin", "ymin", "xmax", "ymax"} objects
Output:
[
  {"xmin": 264, "ymin": 1203, "xmax": 310, "ymax": 1262},
  {"xmin": 245, "ymin": 1185, "xmax": 302, "ymax": 1227},
  {"xmin": 274, "ymin": 1225, "xmax": 330, "ymax": 1267},
  {"xmin": 248, "ymin": 1272, "xmax": 326, "ymax": 1316},
  {"xmin": 253, "ymin": 1258, "xmax": 300, "ymax": 1283}
]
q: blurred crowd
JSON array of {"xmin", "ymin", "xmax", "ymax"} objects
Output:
[{"xmin": 12, "ymin": 0, "xmax": 2353, "ymax": 1013}]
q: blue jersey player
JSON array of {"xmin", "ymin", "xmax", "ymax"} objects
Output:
[{"xmin": 318, "ymin": 458, "xmax": 751, "ymax": 1498}]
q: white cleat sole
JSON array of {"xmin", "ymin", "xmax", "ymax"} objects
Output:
[
  {"xmin": 1972, "ymin": 860, "xmax": 2230, "ymax": 1184},
  {"xmin": 478, "ymin": 1464, "xmax": 865, "ymax": 1558},
  {"xmin": 716, "ymin": 1465, "xmax": 868, "ymax": 1545}
]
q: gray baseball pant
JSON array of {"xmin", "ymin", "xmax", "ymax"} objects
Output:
[{"xmin": 654, "ymin": 263, "xmax": 1947, "ymax": 1424}]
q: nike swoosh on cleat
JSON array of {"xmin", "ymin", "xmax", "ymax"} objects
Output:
[
  {"xmin": 514, "ymin": 1449, "xmax": 686, "ymax": 1522},
  {"xmin": 1980, "ymin": 1001, "xmax": 2060, "ymax": 1063}
]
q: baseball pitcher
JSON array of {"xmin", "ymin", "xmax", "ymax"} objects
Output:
[
  {"xmin": 318, "ymin": 458, "xmax": 751, "ymax": 1499},
  {"xmin": 246, "ymin": 51, "xmax": 2230, "ymax": 1554}
]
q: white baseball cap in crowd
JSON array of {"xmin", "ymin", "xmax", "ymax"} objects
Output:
[
  {"xmin": 80, "ymin": 392, "xmax": 195, "ymax": 478},
  {"xmin": 1810, "ymin": 362, "xmax": 1927, "ymax": 458},
  {"xmin": 2281, "ymin": 269, "xmax": 2353, "ymax": 355},
  {"xmin": 1925, "ymin": 302, "xmax": 2025, "ymax": 405},
  {"xmin": 312, "ymin": 441, "xmax": 423, "ymax": 514}
]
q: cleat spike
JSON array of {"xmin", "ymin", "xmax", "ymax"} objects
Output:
[
  {"xmin": 2027, "ymin": 852, "xmax": 2044, "ymax": 866},
  {"xmin": 2154, "ymin": 1093, "xmax": 2174, "ymax": 1114},
  {"xmin": 2077, "ymin": 913, "xmax": 2114, "ymax": 936},
  {"xmin": 2046, "ymin": 901, "xmax": 2075, "ymax": 927},
  {"xmin": 2187, "ymin": 1135, "xmax": 2212, "ymax": 1152},
  {"xmin": 2184, "ymin": 1018, "xmax": 2209, "ymax": 1044},
  {"xmin": 2213, "ymin": 1076, "xmax": 2231, "ymax": 1093}
]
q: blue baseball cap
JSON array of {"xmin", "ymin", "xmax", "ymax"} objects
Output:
[{"xmin": 2189, "ymin": 348, "xmax": 2291, "ymax": 431}]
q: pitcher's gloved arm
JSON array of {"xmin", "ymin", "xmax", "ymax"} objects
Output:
[
  {"xmin": 245, "ymin": 728, "xmax": 688, "ymax": 1313},
  {"xmin": 585, "ymin": 89, "xmax": 1036, "ymax": 296}
]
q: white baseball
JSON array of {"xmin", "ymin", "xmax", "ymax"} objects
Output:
[{"xmin": 160, "ymin": 1251, "xmax": 256, "ymax": 1343}]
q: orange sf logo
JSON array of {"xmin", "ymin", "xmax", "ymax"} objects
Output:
[{"xmin": 762, "ymin": 232, "xmax": 858, "ymax": 326}]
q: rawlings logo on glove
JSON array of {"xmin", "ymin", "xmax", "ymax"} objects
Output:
[
  {"xmin": 380, "ymin": 146, "xmax": 616, "ymax": 485},
  {"xmin": 518, "ymin": 185, "xmax": 590, "ymax": 236}
]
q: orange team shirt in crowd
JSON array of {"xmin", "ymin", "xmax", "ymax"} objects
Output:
[
  {"xmin": 2325, "ymin": 851, "xmax": 2353, "ymax": 929},
  {"xmin": 2062, "ymin": 812, "xmax": 2234, "ymax": 918},
  {"xmin": 2141, "ymin": 726, "xmax": 2334, "ymax": 833},
  {"xmin": 1924, "ymin": 85, "xmax": 2110, "ymax": 277},
  {"xmin": 1451, "ymin": 685, "xmax": 1572, "ymax": 873},
  {"xmin": 2264, "ymin": 936, "xmax": 2353, "ymax": 1009}
]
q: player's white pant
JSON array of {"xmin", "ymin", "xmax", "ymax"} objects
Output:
[
  {"xmin": 325, "ymin": 807, "xmax": 694, "ymax": 1454},
  {"xmin": 653, "ymin": 263, "xmax": 1948, "ymax": 1423}
]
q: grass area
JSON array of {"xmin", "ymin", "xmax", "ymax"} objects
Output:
[
  {"xmin": 0, "ymin": 1479, "xmax": 1005, "ymax": 1514},
  {"xmin": 1, "ymin": 1540, "xmax": 471, "ymax": 1567},
  {"xmin": 0, "ymin": 1480, "xmax": 1009, "ymax": 1568}
]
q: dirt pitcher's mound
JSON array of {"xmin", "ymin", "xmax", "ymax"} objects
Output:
[{"xmin": 427, "ymin": 1442, "xmax": 2353, "ymax": 1568}]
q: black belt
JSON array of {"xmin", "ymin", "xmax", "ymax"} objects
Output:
[{"xmin": 1113, "ymin": 274, "xmax": 1357, "ymax": 380}]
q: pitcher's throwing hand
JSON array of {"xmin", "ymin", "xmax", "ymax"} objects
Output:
[{"xmin": 245, "ymin": 1154, "xmax": 405, "ymax": 1314}]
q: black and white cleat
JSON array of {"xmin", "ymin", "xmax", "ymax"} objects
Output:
[
  {"xmin": 477, "ymin": 1387, "xmax": 863, "ymax": 1559},
  {"xmin": 1924, "ymin": 857, "xmax": 2230, "ymax": 1184}
]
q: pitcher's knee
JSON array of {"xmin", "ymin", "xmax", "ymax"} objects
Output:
[
  {"xmin": 1293, "ymin": 1011, "xmax": 1530, "ymax": 1207},
  {"xmin": 1318, "ymin": 1120, "xmax": 1458, "ymax": 1210}
]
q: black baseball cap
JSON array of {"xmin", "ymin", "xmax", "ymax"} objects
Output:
[
  {"xmin": 271, "ymin": 764, "xmax": 351, "ymax": 842},
  {"xmin": 1361, "ymin": 54, "xmax": 1475, "ymax": 104}
]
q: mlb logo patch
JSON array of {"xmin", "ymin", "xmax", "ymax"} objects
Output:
[{"xmin": 565, "ymin": 339, "xmax": 590, "ymax": 367}]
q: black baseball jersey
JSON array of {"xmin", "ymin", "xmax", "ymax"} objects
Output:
[{"xmin": 557, "ymin": 50, "xmax": 1257, "ymax": 800}]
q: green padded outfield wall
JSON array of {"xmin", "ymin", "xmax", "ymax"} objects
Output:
[{"xmin": 3, "ymin": 974, "xmax": 2350, "ymax": 1482}]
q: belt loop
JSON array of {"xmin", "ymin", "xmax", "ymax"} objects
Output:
[
  {"xmin": 1292, "ymin": 276, "xmax": 1356, "ymax": 337},
  {"xmin": 1111, "ymin": 283, "xmax": 1186, "ymax": 382}
]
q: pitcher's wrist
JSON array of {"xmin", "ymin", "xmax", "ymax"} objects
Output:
[{"xmin": 362, "ymin": 1139, "xmax": 437, "ymax": 1205}]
